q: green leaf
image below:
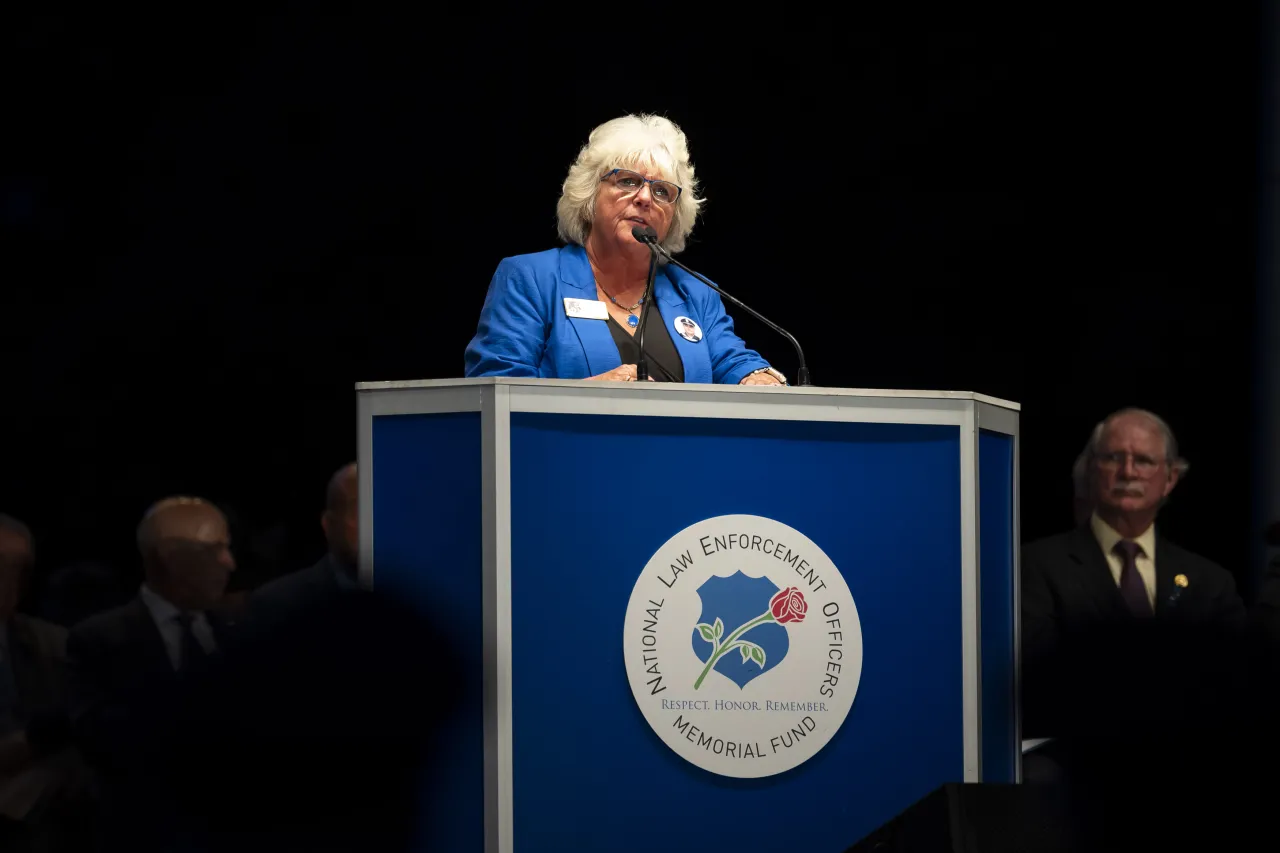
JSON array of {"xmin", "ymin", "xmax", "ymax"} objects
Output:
[
  {"xmin": 697, "ymin": 624, "xmax": 716, "ymax": 643},
  {"xmin": 714, "ymin": 618, "xmax": 724, "ymax": 639},
  {"xmin": 739, "ymin": 645, "xmax": 751, "ymax": 663},
  {"xmin": 751, "ymin": 645, "xmax": 766, "ymax": 667}
]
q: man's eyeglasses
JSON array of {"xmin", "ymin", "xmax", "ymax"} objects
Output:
[
  {"xmin": 1096, "ymin": 451, "xmax": 1163, "ymax": 475},
  {"xmin": 600, "ymin": 168, "xmax": 682, "ymax": 206}
]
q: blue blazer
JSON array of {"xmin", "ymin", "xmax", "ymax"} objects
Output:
[{"xmin": 464, "ymin": 245, "xmax": 772, "ymax": 384}]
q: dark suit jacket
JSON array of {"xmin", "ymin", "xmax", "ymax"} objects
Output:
[
  {"xmin": 1252, "ymin": 553, "xmax": 1280, "ymax": 646},
  {"xmin": 0, "ymin": 614, "xmax": 94, "ymax": 832},
  {"xmin": 7, "ymin": 615, "xmax": 69, "ymax": 744},
  {"xmin": 66, "ymin": 596, "xmax": 236, "ymax": 850},
  {"xmin": 160, "ymin": 583, "xmax": 461, "ymax": 852},
  {"xmin": 66, "ymin": 597, "xmax": 234, "ymax": 772},
  {"xmin": 247, "ymin": 554, "xmax": 355, "ymax": 630},
  {"xmin": 1021, "ymin": 525, "xmax": 1247, "ymax": 740}
]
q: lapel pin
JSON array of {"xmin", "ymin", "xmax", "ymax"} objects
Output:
[
  {"xmin": 673, "ymin": 316, "xmax": 703, "ymax": 343},
  {"xmin": 1174, "ymin": 574, "xmax": 1189, "ymax": 588}
]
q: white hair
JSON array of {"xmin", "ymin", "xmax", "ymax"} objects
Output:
[
  {"xmin": 555, "ymin": 114, "xmax": 704, "ymax": 255},
  {"xmin": 1071, "ymin": 407, "xmax": 1190, "ymax": 499}
]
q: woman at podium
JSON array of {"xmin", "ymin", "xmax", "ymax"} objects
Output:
[{"xmin": 463, "ymin": 114, "xmax": 786, "ymax": 386}]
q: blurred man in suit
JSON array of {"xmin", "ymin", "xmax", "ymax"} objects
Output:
[
  {"xmin": 0, "ymin": 514, "xmax": 89, "ymax": 853},
  {"xmin": 1024, "ymin": 408, "xmax": 1246, "ymax": 731},
  {"xmin": 156, "ymin": 466, "xmax": 464, "ymax": 851},
  {"xmin": 249, "ymin": 462, "xmax": 358, "ymax": 626},
  {"xmin": 1022, "ymin": 409, "xmax": 1251, "ymax": 845},
  {"xmin": 66, "ymin": 497, "xmax": 236, "ymax": 850}
]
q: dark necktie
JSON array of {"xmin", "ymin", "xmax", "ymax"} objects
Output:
[
  {"xmin": 176, "ymin": 612, "xmax": 208, "ymax": 672},
  {"xmin": 1114, "ymin": 540, "xmax": 1153, "ymax": 618}
]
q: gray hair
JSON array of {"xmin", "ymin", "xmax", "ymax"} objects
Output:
[
  {"xmin": 555, "ymin": 114, "xmax": 704, "ymax": 255},
  {"xmin": 1071, "ymin": 407, "xmax": 1190, "ymax": 499}
]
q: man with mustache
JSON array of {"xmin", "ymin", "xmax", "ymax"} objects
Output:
[{"xmin": 1020, "ymin": 408, "xmax": 1249, "ymax": 844}]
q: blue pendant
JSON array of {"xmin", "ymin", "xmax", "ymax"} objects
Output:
[{"xmin": 627, "ymin": 314, "xmax": 639, "ymax": 328}]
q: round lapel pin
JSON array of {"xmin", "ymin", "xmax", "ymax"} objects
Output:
[{"xmin": 673, "ymin": 316, "xmax": 703, "ymax": 343}]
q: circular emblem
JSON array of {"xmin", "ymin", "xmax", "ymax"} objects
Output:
[
  {"xmin": 622, "ymin": 515, "xmax": 863, "ymax": 778},
  {"xmin": 673, "ymin": 316, "xmax": 703, "ymax": 343}
]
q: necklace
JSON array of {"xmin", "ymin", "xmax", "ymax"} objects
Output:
[{"xmin": 598, "ymin": 286, "xmax": 645, "ymax": 328}]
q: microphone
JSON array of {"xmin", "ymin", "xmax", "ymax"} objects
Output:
[
  {"xmin": 631, "ymin": 226, "xmax": 661, "ymax": 381},
  {"xmin": 634, "ymin": 225, "xmax": 811, "ymax": 386}
]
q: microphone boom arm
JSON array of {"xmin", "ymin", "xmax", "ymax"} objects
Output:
[
  {"xmin": 633, "ymin": 250, "xmax": 659, "ymax": 381},
  {"xmin": 648, "ymin": 242, "xmax": 811, "ymax": 387}
]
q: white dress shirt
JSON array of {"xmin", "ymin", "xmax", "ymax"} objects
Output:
[
  {"xmin": 138, "ymin": 584, "xmax": 219, "ymax": 671},
  {"xmin": 1089, "ymin": 511, "xmax": 1157, "ymax": 611}
]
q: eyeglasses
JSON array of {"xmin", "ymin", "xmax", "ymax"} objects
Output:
[
  {"xmin": 600, "ymin": 168, "xmax": 682, "ymax": 206},
  {"xmin": 1096, "ymin": 451, "xmax": 1163, "ymax": 475}
]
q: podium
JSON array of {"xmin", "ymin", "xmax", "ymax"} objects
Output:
[{"xmin": 356, "ymin": 378, "xmax": 1020, "ymax": 853}]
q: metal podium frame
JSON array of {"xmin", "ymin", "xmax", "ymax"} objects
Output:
[{"xmin": 355, "ymin": 378, "xmax": 1020, "ymax": 853}]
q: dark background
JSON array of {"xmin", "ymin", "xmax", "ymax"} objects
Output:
[{"xmin": 2, "ymin": 13, "xmax": 1270, "ymax": 597}]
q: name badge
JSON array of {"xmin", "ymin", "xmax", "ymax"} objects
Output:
[{"xmin": 564, "ymin": 298, "xmax": 609, "ymax": 320}]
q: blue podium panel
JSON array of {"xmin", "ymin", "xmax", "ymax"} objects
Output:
[
  {"xmin": 370, "ymin": 412, "xmax": 485, "ymax": 853},
  {"xmin": 357, "ymin": 380, "xmax": 1020, "ymax": 853},
  {"xmin": 979, "ymin": 429, "xmax": 1017, "ymax": 783},
  {"xmin": 508, "ymin": 415, "xmax": 962, "ymax": 851}
]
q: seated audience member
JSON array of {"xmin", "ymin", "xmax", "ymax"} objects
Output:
[
  {"xmin": 249, "ymin": 462, "xmax": 359, "ymax": 627},
  {"xmin": 1021, "ymin": 409, "xmax": 1253, "ymax": 845},
  {"xmin": 1023, "ymin": 408, "xmax": 1246, "ymax": 736},
  {"xmin": 66, "ymin": 497, "xmax": 236, "ymax": 850},
  {"xmin": 0, "ymin": 515, "xmax": 88, "ymax": 852}
]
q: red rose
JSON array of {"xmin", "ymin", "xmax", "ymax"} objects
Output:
[{"xmin": 769, "ymin": 587, "xmax": 807, "ymax": 624}]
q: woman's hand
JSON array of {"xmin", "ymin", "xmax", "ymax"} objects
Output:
[
  {"xmin": 739, "ymin": 371, "xmax": 783, "ymax": 387},
  {"xmin": 586, "ymin": 364, "xmax": 654, "ymax": 382}
]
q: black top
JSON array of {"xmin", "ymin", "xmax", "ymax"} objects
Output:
[{"xmin": 606, "ymin": 305, "xmax": 685, "ymax": 383}]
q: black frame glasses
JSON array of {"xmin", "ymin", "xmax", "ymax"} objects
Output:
[{"xmin": 600, "ymin": 168, "xmax": 682, "ymax": 205}]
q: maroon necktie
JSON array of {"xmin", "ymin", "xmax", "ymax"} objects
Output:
[{"xmin": 1113, "ymin": 540, "xmax": 1152, "ymax": 618}]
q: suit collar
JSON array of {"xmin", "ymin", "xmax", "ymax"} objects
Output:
[
  {"xmin": 123, "ymin": 595, "xmax": 184, "ymax": 676},
  {"xmin": 139, "ymin": 583, "xmax": 182, "ymax": 624},
  {"xmin": 1089, "ymin": 512, "xmax": 1156, "ymax": 561},
  {"xmin": 1088, "ymin": 513, "xmax": 1186, "ymax": 616},
  {"xmin": 138, "ymin": 583, "xmax": 223, "ymax": 628},
  {"xmin": 656, "ymin": 265, "xmax": 687, "ymax": 308},
  {"xmin": 557, "ymin": 245, "xmax": 691, "ymax": 379},
  {"xmin": 558, "ymin": 244, "xmax": 595, "ymax": 294},
  {"xmin": 317, "ymin": 552, "xmax": 360, "ymax": 591},
  {"xmin": 1065, "ymin": 524, "xmax": 1107, "ymax": 568},
  {"xmin": 1067, "ymin": 524, "xmax": 1190, "ymax": 619},
  {"xmin": 1064, "ymin": 526, "xmax": 1132, "ymax": 618}
]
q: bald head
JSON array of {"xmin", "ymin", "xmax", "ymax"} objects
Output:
[
  {"xmin": 138, "ymin": 497, "xmax": 223, "ymax": 553},
  {"xmin": 138, "ymin": 496, "xmax": 235, "ymax": 611},
  {"xmin": 326, "ymin": 463, "xmax": 358, "ymax": 516},
  {"xmin": 322, "ymin": 463, "xmax": 358, "ymax": 570}
]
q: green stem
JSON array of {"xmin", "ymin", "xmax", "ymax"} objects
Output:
[{"xmin": 693, "ymin": 611, "xmax": 775, "ymax": 690}]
